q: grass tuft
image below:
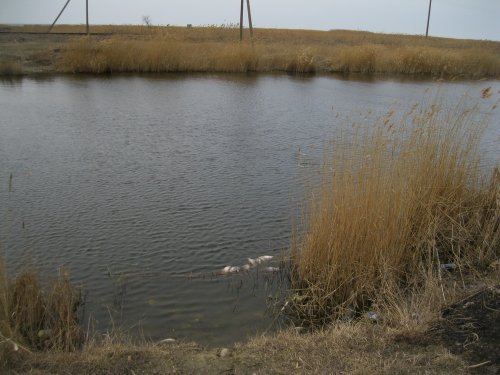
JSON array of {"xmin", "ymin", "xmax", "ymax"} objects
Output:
[{"xmin": 0, "ymin": 260, "xmax": 83, "ymax": 367}]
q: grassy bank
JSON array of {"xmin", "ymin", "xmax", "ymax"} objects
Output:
[
  {"xmin": 61, "ymin": 28, "xmax": 500, "ymax": 76},
  {"xmin": 287, "ymin": 97, "xmax": 499, "ymax": 328},
  {"xmin": 1, "ymin": 24, "xmax": 499, "ymax": 77}
]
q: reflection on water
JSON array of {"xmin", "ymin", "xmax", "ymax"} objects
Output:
[{"xmin": 0, "ymin": 74, "xmax": 498, "ymax": 345}]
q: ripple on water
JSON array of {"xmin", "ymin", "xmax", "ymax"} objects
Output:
[{"xmin": 1, "ymin": 75, "xmax": 498, "ymax": 345}]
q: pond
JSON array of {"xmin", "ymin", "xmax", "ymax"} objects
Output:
[{"xmin": 0, "ymin": 74, "xmax": 498, "ymax": 346}]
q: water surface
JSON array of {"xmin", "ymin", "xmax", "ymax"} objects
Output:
[{"xmin": 1, "ymin": 74, "xmax": 498, "ymax": 345}]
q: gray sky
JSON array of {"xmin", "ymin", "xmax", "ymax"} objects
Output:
[{"xmin": 1, "ymin": 0, "xmax": 499, "ymax": 41}]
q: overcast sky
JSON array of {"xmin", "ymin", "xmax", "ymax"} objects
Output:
[{"xmin": 1, "ymin": 0, "xmax": 499, "ymax": 41}]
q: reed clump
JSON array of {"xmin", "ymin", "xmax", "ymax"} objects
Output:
[
  {"xmin": 62, "ymin": 37, "xmax": 261, "ymax": 73},
  {"xmin": 55, "ymin": 26, "xmax": 500, "ymax": 77},
  {"xmin": 288, "ymin": 99, "xmax": 499, "ymax": 327},
  {"xmin": 0, "ymin": 258, "xmax": 83, "ymax": 367}
]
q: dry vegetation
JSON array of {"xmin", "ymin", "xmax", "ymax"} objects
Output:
[
  {"xmin": 1, "ymin": 24, "xmax": 499, "ymax": 77},
  {"xmin": 287, "ymin": 97, "xmax": 499, "ymax": 329},
  {"xmin": 0, "ymin": 259, "xmax": 83, "ymax": 368},
  {"xmin": 61, "ymin": 27, "xmax": 500, "ymax": 77},
  {"xmin": 0, "ymin": 62, "xmax": 22, "ymax": 76},
  {"xmin": 3, "ymin": 322, "xmax": 471, "ymax": 375}
]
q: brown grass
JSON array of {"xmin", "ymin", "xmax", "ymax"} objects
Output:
[
  {"xmin": 242, "ymin": 323, "xmax": 468, "ymax": 375},
  {"xmin": 287, "ymin": 98, "xmax": 499, "ymax": 326},
  {"xmin": 29, "ymin": 25, "xmax": 498, "ymax": 77},
  {"xmin": 3, "ymin": 322, "xmax": 470, "ymax": 374},
  {"xmin": 0, "ymin": 259, "xmax": 83, "ymax": 367},
  {"xmin": 0, "ymin": 62, "xmax": 22, "ymax": 76}
]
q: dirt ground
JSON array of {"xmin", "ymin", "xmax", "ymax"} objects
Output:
[
  {"xmin": 431, "ymin": 285, "xmax": 500, "ymax": 374},
  {"xmin": 3, "ymin": 285, "xmax": 498, "ymax": 374},
  {"xmin": 0, "ymin": 32, "xmax": 72, "ymax": 74},
  {"xmin": 0, "ymin": 32, "xmax": 113, "ymax": 75}
]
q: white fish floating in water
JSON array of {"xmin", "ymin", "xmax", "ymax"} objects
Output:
[
  {"xmin": 221, "ymin": 266, "xmax": 241, "ymax": 274},
  {"xmin": 221, "ymin": 255, "xmax": 275, "ymax": 275},
  {"xmin": 258, "ymin": 255, "xmax": 274, "ymax": 262},
  {"xmin": 247, "ymin": 258, "xmax": 262, "ymax": 266},
  {"xmin": 248, "ymin": 255, "xmax": 274, "ymax": 266}
]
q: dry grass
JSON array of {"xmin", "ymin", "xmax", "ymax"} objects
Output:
[
  {"xmin": 0, "ymin": 62, "xmax": 22, "ymax": 76},
  {"xmin": 0, "ymin": 259, "xmax": 83, "ymax": 367},
  {"xmin": 29, "ymin": 25, "xmax": 498, "ymax": 77},
  {"xmin": 287, "ymin": 98, "xmax": 499, "ymax": 327},
  {"xmin": 242, "ymin": 323, "xmax": 468, "ymax": 375},
  {"xmin": 1, "ymin": 24, "xmax": 498, "ymax": 77},
  {"xmin": 4, "ymin": 322, "xmax": 469, "ymax": 374}
]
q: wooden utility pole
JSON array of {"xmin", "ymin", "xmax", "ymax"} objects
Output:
[
  {"xmin": 239, "ymin": 0, "xmax": 254, "ymax": 41},
  {"xmin": 240, "ymin": 0, "xmax": 244, "ymax": 41},
  {"xmin": 426, "ymin": 0, "xmax": 432, "ymax": 37},
  {"xmin": 86, "ymin": 0, "xmax": 89, "ymax": 35},
  {"xmin": 48, "ymin": 0, "xmax": 72, "ymax": 33},
  {"xmin": 246, "ymin": 0, "xmax": 254, "ymax": 39}
]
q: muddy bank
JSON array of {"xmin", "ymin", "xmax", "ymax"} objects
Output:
[{"xmin": 3, "ymin": 285, "xmax": 498, "ymax": 374}]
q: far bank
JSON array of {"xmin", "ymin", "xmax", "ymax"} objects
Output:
[{"xmin": 0, "ymin": 25, "xmax": 499, "ymax": 77}]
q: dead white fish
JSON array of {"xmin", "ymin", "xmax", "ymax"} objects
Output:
[
  {"xmin": 264, "ymin": 267, "xmax": 279, "ymax": 272},
  {"xmin": 258, "ymin": 255, "xmax": 274, "ymax": 262},
  {"xmin": 221, "ymin": 266, "xmax": 240, "ymax": 274},
  {"xmin": 241, "ymin": 264, "xmax": 251, "ymax": 271},
  {"xmin": 247, "ymin": 258, "xmax": 262, "ymax": 266}
]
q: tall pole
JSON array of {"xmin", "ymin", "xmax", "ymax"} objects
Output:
[
  {"xmin": 246, "ymin": 0, "xmax": 253, "ymax": 39},
  {"xmin": 86, "ymin": 0, "xmax": 89, "ymax": 35},
  {"xmin": 48, "ymin": 0, "xmax": 72, "ymax": 33},
  {"xmin": 425, "ymin": 0, "xmax": 432, "ymax": 38},
  {"xmin": 239, "ymin": 0, "xmax": 244, "ymax": 42}
]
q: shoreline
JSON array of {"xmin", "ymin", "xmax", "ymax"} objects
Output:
[
  {"xmin": 1, "ymin": 26, "xmax": 499, "ymax": 78},
  {"xmin": 3, "ymin": 283, "xmax": 498, "ymax": 374}
]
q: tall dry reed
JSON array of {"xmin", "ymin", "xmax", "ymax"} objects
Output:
[
  {"xmin": 288, "ymin": 99, "xmax": 499, "ymax": 326},
  {"xmin": 56, "ymin": 27, "xmax": 500, "ymax": 77}
]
